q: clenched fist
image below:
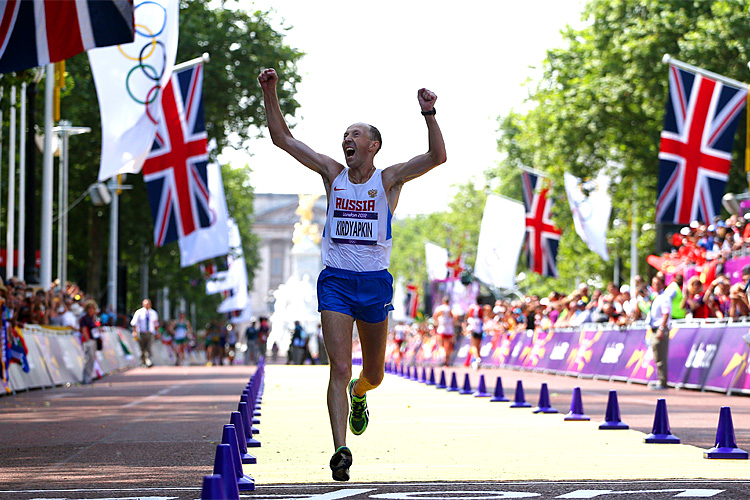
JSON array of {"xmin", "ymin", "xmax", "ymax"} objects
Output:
[
  {"xmin": 258, "ymin": 68, "xmax": 278, "ymax": 91},
  {"xmin": 418, "ymin": 88, "xmax": 437, "ymax": 112}
]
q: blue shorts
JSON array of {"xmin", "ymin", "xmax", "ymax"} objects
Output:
[{"xmin": 317, "ymin": 267, "xmax": 394, "ymax": 323}]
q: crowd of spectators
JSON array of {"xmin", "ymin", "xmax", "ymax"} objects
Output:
[
  {"xmin": 665, "ymin": 213, "xmax": 750, "ymax": 267},
  {"xmin": 392, "ymin": 268, "xmax": 750, "ymax": 352},
  {"xmin": 1, "ymin": 278, "xmax": 94, "ymax": 330}
]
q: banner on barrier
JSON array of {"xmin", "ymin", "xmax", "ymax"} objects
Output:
[{"xmin": 382, "ymin": 320, "xmax": 750, "ymax": 396}]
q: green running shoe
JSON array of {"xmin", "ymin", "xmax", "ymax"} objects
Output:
[{"xmin": 348, "ymin": 379, "xmax": 369, "ymax": 435}]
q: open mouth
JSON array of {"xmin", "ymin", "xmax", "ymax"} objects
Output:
[{"xmin": 345, "ymin": 147, "xmax": 355, "ymax": 158}]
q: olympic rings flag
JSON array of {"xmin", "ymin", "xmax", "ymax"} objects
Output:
[{"xmin": 89, "ymin": 0, "xmax": 178, "ymax": 181}]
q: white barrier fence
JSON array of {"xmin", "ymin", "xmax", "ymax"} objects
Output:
[{"xmin": 2, "ymin": 325, "xmax": 204, "ymax": 395}]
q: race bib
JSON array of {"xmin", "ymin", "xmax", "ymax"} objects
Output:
[{"xmin": 332, "ymin": 209, "xmax": 378, "ymax": 245}]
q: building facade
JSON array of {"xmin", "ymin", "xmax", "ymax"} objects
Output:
[{"xmin": 250, "ymin": 193, "xmax": 327, "ymax": 318}]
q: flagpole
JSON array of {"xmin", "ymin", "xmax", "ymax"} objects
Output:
[
  {"xmin": 40, "ymin": 64, "xmax": 55, "ymax": 288},
  {"xmin": 17, "ymin": 83, "xmax": 26, "ymax": 281},
  {"xmin": 6, "ymin": 87, "xmax": 15, "ymax": 279},
  {"xmin": 173, "ymin": 52, "xmax": 210, "ymax": 72},
  {"xmin": 746, "ymin": 89, "xmax": 750, "ymax": 191},
  {"xmin": 517, "ymin": 165, "xmax": 550, "ymax": 179},
  {"xmin": 107, "ymin": 176, "xmax": 119, "ymax": 316},
  {"xmin": 662, "ymin": 54, "xmax": 749, "ymax": 90}
]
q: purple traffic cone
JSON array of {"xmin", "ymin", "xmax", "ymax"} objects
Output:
[
  {"xmin": 410, "ymin": 366, "xmax": 419, "ymax": 381},
  {"xmin": 532, "ymin": 383, "xmax": 558, "ymax": 414},
  {"xmin": 436, "ymin": 370, "xmax": 447, "ymax": 389},
  {"xmin": 599, "ymin": 390, "xmax": 629, "ymax": 430},
  {"xmin": 459, "ymin": 373, "xmax": 473, "ymax": 395},
  {"xmin": 419, "ymin": 367, "xmax": 427, "ymax": 383},
  {"xmin": 474, "ymin": 374, "xmax": 491, "ymax": 397},
  {"xmin": 240, "ymin": 394, "xmax": 260, "ymax": 427},
  {"xmin": 201, "ymin": 474, "xmax": 227, "ymax": 500},
  {"xmin": 564, "ymin": 387, "xmax": 590, "ymax": 421},
  {"xmin": 213, "ymin": 444, "xmax": 240, "ymax": 500},
  {"xmin": 704, "ymin": 407, "xmax": 748, "ymax": 458},
  {"xmin": 510, "ymin": 380, "xmax": 531, "ymax": 408},
  {"xmin": 221, "ymin": 424, "xmax": 255, "ymax": 491},
  {"xmin": 644, "ymin": 398, "xmax": 680, "ymax": 443},
  {"xmin": 405, "ymin": 365, "xmax": 412, "ymax": 379},
  {"xmin": 490, "ymin": 377, "xmax": 509, "ymax": 402},
  {"xmin": 238, "ymin": 402, "xmax": 261, "ymax": 447},
  {"xmin": 230, "ymin": 412, "xmax": 256, "ymax": 463},
  {"xmin": 446, "ymin": 372, "xmax": 460, "ymax": 392},
  {"xmin": 426, "ymin": 367, "xmax": 436, "ymax": 386}
]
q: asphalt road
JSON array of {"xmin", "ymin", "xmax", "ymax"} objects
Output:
[{"xmin": 2, "ymin": 362, "xmax": 750, "ymax": 500}]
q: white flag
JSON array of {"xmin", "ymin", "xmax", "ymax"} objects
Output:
[
  {"xmin": 178, "ymin": 164, "xmax": 230, "ymax": 267},
  {"xmin": 205, "ymin": 219, "xmax": 245, "ymax": 295},
  {"xmin": 391, "ymin": 277, "xmax": 407, "ymax": 322},
  {"xmin": 218, "ymin": 283, "xmax": 249, "ymax": 313},
  {"xmin": 424, "ymin": 242, "xmax": 448, "ymax": 281},
  {"xmin": 89, "ymin": 0, "xmax": 179, "ymax": 181},
  {"xmin": 564, "ymin": 171, "xmax": 611, "ymax": 261},
  {"xmin": 474, "ymin": 194, "xmax": 526, "ymax": 289},
  {"xmin": 229, "ymin": 300, "xmax": 254, "ymax": 324}
]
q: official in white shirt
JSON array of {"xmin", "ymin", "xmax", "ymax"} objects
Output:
[{"xmin": 131, "ymin": 299, "xmax": 159, "ymax": 367}]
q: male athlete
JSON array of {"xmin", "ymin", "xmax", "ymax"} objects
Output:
[{"xmin": 258, "ymin": 68, "xmax": 447, "ymax": 481}]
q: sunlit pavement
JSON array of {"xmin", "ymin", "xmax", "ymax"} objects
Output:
[{"xmin": 2, "ymin": 363, "xmax": 750, "ymax": 499}]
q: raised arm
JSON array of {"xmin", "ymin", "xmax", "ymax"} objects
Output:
[
  {"xmin": 382, "ymin": 88, "xmax": 447, "ymax": 193},
  {"xmin": 258, "ymin": 69, "xmax": 343, "ymax": 186}
]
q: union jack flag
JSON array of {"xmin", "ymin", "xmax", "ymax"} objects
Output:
[
  {"xmin": 142, "ymin": 63, "xmax": 210, "ymax": 247},
  {"xmin": 0, "ymin": 0, "xmax": 134, "ymax": 74},
  {"xmin": 522, "ymin": 170, "xmax": 561, "ymax": 278},
  {"xmin": 656, "ymin": 64, "xmax": 748, "ymax": 224}
]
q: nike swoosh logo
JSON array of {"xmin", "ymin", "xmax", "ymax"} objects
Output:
[{"xmin": 334, "ymin": 187, "xmax": 345, "ymax": 191}]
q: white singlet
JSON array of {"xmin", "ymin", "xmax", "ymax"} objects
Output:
[
  {"xmin": 321, "ymin": 168, "xmax": 392, "ymax": 272},
  {"xmin": 434, "ymin": 304, "xmax": 454, "ymax": 336}
]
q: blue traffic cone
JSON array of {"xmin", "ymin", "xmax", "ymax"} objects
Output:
[
  {"xmin": 426, "ymin": 367, "xmax": 436, "ymax": 386},
  {"xmin": 201, "ymin": 474, "xmax": 227, "ymax": 500},
  {"xmin": 510, "ymin": 380, "xmax": 531, "ymax": 408},
  {"xmin": 704, "ymin": 407, "xmax": 748, "ymax": 459},
  {"xmin": 532, "ymin": 383, "xmax": 558, "ymax": 414},
  {"xmin": 240, "ymin": 394, "xmax": 260, "ymax": 426},
  {"xmin": 213, "ymin": 444, "xmax": 240, "ymax": 500},
  {"xmin": 564, "ymin": 387, "xmax": 590, "ymax": 421},
  {"xmin": 419, "ymin": 367, "xmax": 427, "ymax": 383},
  {"xmin": 229, "ymin": 413, "xmax": 256, "ymax": 463},
  {"xmin": 398, "ymin": 364, "xmax": 404, "ymax": 377},
  {"xmin": 436, "ymin": 370, "xmax": 447, "ymax": 389},
  {"xmin": 221, "ymin": 424, "xmax": 255, "ymax": 491},
  {"xmin": 599, "ymin": 390, "xmax": 629, "ymax": 430},
  {"xmin": 490, "ymin": 377, "xmax": 509, "ymax": 402},
  {"xmin": 459, "ymin": 373, "xmax": 473, "ymax": 395},
  {"xmin": 238, "ymin": 402, "xmax": 261, "ymax": 447},
  {"xmin": 410, "ymin": 366, "xmax": 419, "ymax": 381},
  {"xmin": 644, "ymin": 398, "xmax": 680, "ymax": 443},
  {"xmin": 474, "ymin": 374, "xmax": 491, "ymax": 397},
  {"xmin": 446, "ymin": 372, "xmax": 460, "ymax": 392}
]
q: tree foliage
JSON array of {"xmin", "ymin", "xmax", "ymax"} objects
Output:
[
  {"xmin": 3, "ymin": 0, "xmax": 303, "ymax": 325},
  {"xmin": 487, "ymin": 0, "xmax": 750, "ymax": 297},
  {"xmin": 392, "ymin": 0, "xmax": 750, "ymax": 302},
  {"xmin": 390, "ymin": 182, "xmax": 486, "ymax": 287}
]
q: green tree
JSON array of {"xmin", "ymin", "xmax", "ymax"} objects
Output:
[
  {"xmin": 489, "ymin": 0, "xmax": 750, "ymax": 297},
  {"xmin": 11, "ymin": 1, "xmax": 303, "ymax": 324}
]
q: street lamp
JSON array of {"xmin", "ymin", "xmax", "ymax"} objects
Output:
[{"xmin": 52, "ymin": 120, "xmax": 90, "ymax": 289}]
